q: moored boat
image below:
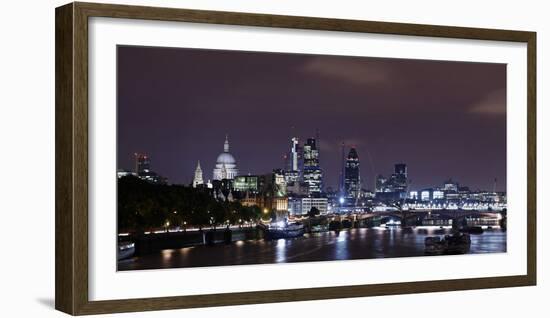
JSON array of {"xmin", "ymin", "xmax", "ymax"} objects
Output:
[
  {"xmin": 260, "ymin": 221, "xmax": 305, "ymax": 240},
  {"xmin": 118, "ymin": 241, "xmax": 135, "ymax": 260},
  {"xmin": 425, "ymin": 232, "xmax": 471, "ymax": 255},
  {"xmin": 460, "ymin": 226, "xmax": 484, "ymax": 234}
]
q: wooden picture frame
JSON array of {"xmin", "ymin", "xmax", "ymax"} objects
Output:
[{"xmin": 55, "ymin": 2, "xmax": 536, "ymax": 315}]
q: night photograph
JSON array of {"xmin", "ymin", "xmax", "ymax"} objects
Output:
[{"xmin": 116, "ymin": 45, "xmax": 507, "ymax": 271}]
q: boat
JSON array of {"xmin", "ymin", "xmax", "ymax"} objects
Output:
[
  {"xmin": 310, "ymin": 224, "xmax": 329, "ymax": 233},
  {"xmin": 434, "ymin": 227, "xmax": 447, "ymax": 235},
  {"xmin": 118, "ymin": 241, "xmax": 135, "ymax": 260},
  {"xmin": 460, "ymin": 226, "xmax": 484, "ymax": 234},
  {"xmin": 425, "ymin": 232, "xmax": 471, "ymax": 255},
  {"xmin": 383, "ymin": 219, "xmax": 401, "ymax": 227},
  {"xmin": 260, "ymin": 221, "xmax": 305, "ymax": 240}
]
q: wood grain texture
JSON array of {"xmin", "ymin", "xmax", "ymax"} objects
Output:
[
  {"xmin": 55, "ymin": 2, "xmax": 537, "ymax": 315},
  {"xmin": 55, "ymin": 2, "xmax": 75, "ymax": 314},
  {"xmin": 74, "ymin": 276, "xmax": 533, "ymax": 315},
  {"xmin": 526, "ymin": 33, "xmax": 537, "ymax": 286},
  {"xmin": 73, "ymin": 2, "xmax": 90, "ymax": 313}
]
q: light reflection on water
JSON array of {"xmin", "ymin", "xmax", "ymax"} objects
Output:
[
  {"xmin": 161, "ymin": 249, "xmax": 174, "ymax": 261},
  {"xmin": 120, "ymin": 227, "xmax": 507, "ymax": 271},
  {"xmin": 334, "ymin": 231, "xmax": 349, "ymax": 260},
  {"xmin": 276, "ymin": 239, "xmax": 286, "ymax": 262}
]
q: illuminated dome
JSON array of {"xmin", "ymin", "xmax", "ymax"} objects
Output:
[
  {"xmin": 216, "ymin": 152, "xmax": 236, "ymax": 165},
  {"xmin": 213, "ymin": 135, "xmax": 239, "ymax": 180}
]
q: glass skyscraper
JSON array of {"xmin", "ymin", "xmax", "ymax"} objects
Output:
[
  {"xmin": 303, "ymin": 138, "xmax": 323, "ymax": 195},
  {"xmin": 344, "ymin": 147, "xmax": 361, "ymax": 200}
]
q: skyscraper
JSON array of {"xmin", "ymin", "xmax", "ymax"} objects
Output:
[
  {"xmin": 395, "ymin": 163, "xmax": 407, "ymax": 177},
  {"xmin": 192, "ymin": 161, "xmax": 204, "ymax": 188},
  {"xmin": 289, "ymin": 137, "xmax": 300, "ymax": 171},
  {"xmin": 339, "ymin": 142, "xmax": 346, "ymax": 197},
  {"xmin": 284, "ymin": 137, "xmax": 302, "ymax": 184},
  {"xmin": 344, "ymin": 147, "xmax": 361, "ymax": 200},
  {"xmin": 133, "ymin": 153, "xmax": 166, "ymax": 184},
  {"xmin": 393, "ymin": 163, "xmax": 408, "ymax": 194},
  {"xmin": 303, "ymin": 138, "xmax": 323, "ymax": 195},
  {"xmin": 134, "ymin": 153, "xmax": 151, "ymax": 174},
  {"xmin": 375, "ymin": 175, "xmax": 388, "ymax": 192}
]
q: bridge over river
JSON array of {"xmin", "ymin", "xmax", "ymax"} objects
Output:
[
  {"xmin": 118, "ymin": 209, "xmax": 507, "ymax": 270},
  {"xmin": 325, "ymin": 210, "xmax": 505, "ymax": 228}
]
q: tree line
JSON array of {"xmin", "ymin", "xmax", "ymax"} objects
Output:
[{"xmin": 118, "ymin": 176, "xmax": 263, "ymax": 233}]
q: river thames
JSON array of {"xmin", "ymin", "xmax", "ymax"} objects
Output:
[{"xmin": 118, "ymin": 227, "xmax": 506, "ymax": 271}]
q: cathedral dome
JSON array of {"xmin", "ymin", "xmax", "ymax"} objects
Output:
[
  {"xmin": 213, "ymin": 135, "xmax": 239, "ymax": 180},
  {"xmin": 216, "ymin": 152, "xmax": 236, "ymax": 166}
]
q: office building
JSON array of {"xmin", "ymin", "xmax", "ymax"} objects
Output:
[
  {"xmin": 344, "ymin": 147, "xmax": 361, "ymax": 199},
  {"xmin": 302, "ymin": 138, "xmax": 323, "ymax": 195}
]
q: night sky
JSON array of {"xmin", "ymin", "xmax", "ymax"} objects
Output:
[{"xmin": 117, "ymin": 45, "xmax": 506, "ymax": 192}]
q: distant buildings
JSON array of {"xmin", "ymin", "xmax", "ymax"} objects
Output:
[
  {"xmin": 281, "ymin": 134, "xmax": 325, "ymax": 198},
  {"xmin": 302, "ymin": 138, "xmax": 323, "ymax": 195},
  {"xmin": 119, "ymin": 153, "xmax": 166, "ymax": 184},
  {"xmin": 233, "ymin": 175, "xmax": 259, "ymax": 193},
  {"xmin": 135, "ymin": 153, "xmax": 150, "ymax": 174},
  {"xmin": 375, "ymin": 163, "xmax": 408, "ymax": 201},
  {"xmin": 116, "ymin": 169, "xmax": 136, "ymax": 179},
  {"xmin": 284, "ymin": 137, "xmax": 302, "ymax": 184},
  {"xmin": 222, "ymin": 134, "xmax": 326, "ymax": 216},
  {"xmin": 443, "ymin": 178, "xmax": 459, "ymax": 192},
  {"xmin": 273, "ymin": 169, "xmax": 287, "ymax": 197},
  {"xmin": 120, "ymin": 133, "xmax": 506, "ymax": 216},
  {"xmin": 392, "ymin": 163, "xmax": 408, "ymax": 193},
  {"xmin": 375, "ymin": 175, "xmax": 388, "ymax": 192},
  {"xmin": 344, "ymin": 147, "xmax": 361, "ymax": 202},
  {"xmin": 211, "ymin": 178, "xmax": 233, "ymax": 201},
  {"xmin": 288, "ymin": 197, "xmax": 328, "ymax": 216},
  {"xmin": 286, "ymin": 181, "xmax": 310, "ymax": 197},
  {"xmin": 231, "ymin": 171, "xmax": 288, "ymax": 215},
  {"xmin": 190, "ymin": 135, "xmax": 289, "ymax": 214},
  {"xmin": 339, "ymin": 142, "xmax": 346, "ymax": 198},
  {"xmin": 406, "ymin": 178, "xmax": 506, "ymax": 211}
]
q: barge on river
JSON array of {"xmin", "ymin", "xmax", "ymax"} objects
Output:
[{"xmin": 258, "ymin": 221, "xmax": 305, "ymax": 240}]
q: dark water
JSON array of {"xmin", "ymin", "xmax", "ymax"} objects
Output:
[{"xmin": 118, "ymin": 227, "xmax": 506, "ymax": 271}]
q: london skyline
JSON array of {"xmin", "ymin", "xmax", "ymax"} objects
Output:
[{"xmin": 117, "ymin": 45, "xmax": 506, "ymax": 192}]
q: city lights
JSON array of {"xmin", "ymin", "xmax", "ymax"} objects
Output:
[{"xmin": 115, "ymin": 46, "xmax": 508, "ymax": 271}]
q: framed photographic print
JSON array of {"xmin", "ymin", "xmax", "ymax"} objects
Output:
[{"xmin": 55, "ymin": 2, "xmax": 536, "ymax": 315}]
